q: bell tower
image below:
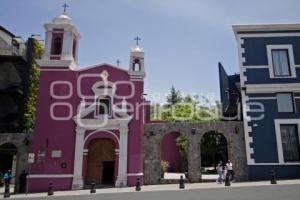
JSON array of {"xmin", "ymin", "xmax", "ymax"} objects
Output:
[
  {"xmin": 129, "ymin": 37, "xmax": 145, "ymax": 80},
  {"xmin": 38, "ymin": 6, "xmax": 80, "ymax": 70}
]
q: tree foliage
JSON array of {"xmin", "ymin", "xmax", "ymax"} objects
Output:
[
  {"xmin": 201, "ymin": 131, "xmax": 228, "ymax": 168},
  {"xmin": 166, "ymin": 85, "xmax": 182, "ymax": 106},
  {"xmin": 151, "ymin": 86, "xmax": 219, "ymax": 122},
  {"xmin": 23, "ymin": 39, "xmax": 44, "ymax": 134},
  {"xmin": 175, "ymin": 134, "xmax": 188, "ymax": 172}
]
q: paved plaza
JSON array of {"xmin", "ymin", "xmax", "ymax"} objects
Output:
[{"xmin": 1, "ymin": 179, "xmax": 300, "ymax": 199}]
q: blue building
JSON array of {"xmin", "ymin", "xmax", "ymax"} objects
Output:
[{"xmin": 220, "ymin": 24, "xmax": 300, "ymax": 180}]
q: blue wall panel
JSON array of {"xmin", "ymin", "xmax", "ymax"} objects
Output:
[
  {"xmin": 243, "ymin": 37, "xmax": 300, "ymax": 66},
  {"xmin": 245, "ymin": 68, "xmax": 300, "ymax": 84},
  {"xmin": 247, "ymin": 99, "xmax": 300, "ymax": 163}
]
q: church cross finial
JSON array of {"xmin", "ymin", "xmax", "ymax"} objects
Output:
[
  {"xmin": 134, "ymin": 36, "xmax": 141, "ymax": 46},
  {"xmin": 62, "ymin": 3, "xmax": 69, "ymax": 13},
  {"xmin": 116, "ymin": 59, "xmax": 121, "ymax": 67}
]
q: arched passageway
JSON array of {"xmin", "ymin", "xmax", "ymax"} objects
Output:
[
  {"xmin": 200, "ymin": 131, "xmax": 228, "ymax": 179},
  {"xmin": 0, "ymin": 133, "xmax": 30, "ymax": 193},
  {"xmin": 160, "ymin": 132, "xmax": 182, "ymax": 172}
]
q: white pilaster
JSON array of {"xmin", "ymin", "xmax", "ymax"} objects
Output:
[
  {"xmin": 43, "ymin": 30, "xmax": 52, "ymax": 60},
  {"xmin": 72, "ymin": 126, "xmax": 85, "ymax": 190},
  {"xmin": 62, "ymin": 29, "xmax": 73, "ymax": 61},
  {"xmin": 115, "ymin": 122, "xmax": 129, "ymax": 187}
]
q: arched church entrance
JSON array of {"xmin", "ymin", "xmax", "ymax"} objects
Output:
[
  {"xmin": 0, "ymin": 143, "xmax": 18, "ymax": 189},
  {"xmin": 200, "ymin": 131, "xmax": 228, "ymax": 181},
  {"xmin": 86, "ymin": 139, "xmax": 115, "ymax": 185}
]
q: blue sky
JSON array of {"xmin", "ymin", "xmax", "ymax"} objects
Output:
[{"xmin": 1, "ymin": 0, "xmax": 300, "ymax": 103}]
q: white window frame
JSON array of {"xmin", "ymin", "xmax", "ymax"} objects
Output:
[
  {"xmin": 274, "ymin": 119, "xmax": 300, "ymax": 164},
  {"xmin": 267, "ymin": 45, "xmax": 296, "ymax": 78},
  {"xmin": 95, "ymin": 97, "xmax": 112, "ymax": 118},
  {"xmin": 276, "ymin": 92, "xmax": 295, "ymax": 113}
]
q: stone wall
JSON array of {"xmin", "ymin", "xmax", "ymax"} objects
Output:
[
  {"xmin": 144, "ymin": 121, "xmax": 248, "ymax": 185},
  {"xmin": 0, "ymin": 133, "xmax": 31, "ymax": 193}
]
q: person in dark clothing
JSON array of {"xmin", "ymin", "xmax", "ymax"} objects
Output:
[
  {"xmin": 19, "ymin": 170, "xmax": 28, "ymax": 193},
  {"xmin": 3, "ymin": 170, "xmax": 12, "ymax": 187}
]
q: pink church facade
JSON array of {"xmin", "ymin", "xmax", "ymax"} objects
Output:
[{"xmin": 28, "ymin": 12, "xmax": 148, "ymax": 192}]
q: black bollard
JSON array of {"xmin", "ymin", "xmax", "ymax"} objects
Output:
[
  {"xmin": 179, "ymin": 175, "xmax": 185, "ymax": 189},
  {"xmin": 135, "ymin": 178, "xmax": 141, "ymax": 191},
  {"xmin": 47, "ymin": 182, "xmax": 54, "ymax": 196},
  {"xmin": 225, "ymin": 173, "xmax": 231, "ymax": 186},
  {"xmin": 3, "ymin": 183, "xmax": 10, "ymax": 198},
  {"xmin": 90, "ymin": 180, "xmax": 96, "ymax": 193},
  {"xmin": 270, "ymin": 170, "xmax": 277, "ymax": 184}
]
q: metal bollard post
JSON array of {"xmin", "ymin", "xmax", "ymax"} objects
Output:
[
  {"xmin": 3, "ymin": 183, "xmax": 10, "ymax": 198},
  {"xmin": 135, "ymin": 178, "xmax": 141, "ymax": 191},
  {"xmin": 90, "ymin": 180, "xmax": 96, "ymax": 193},
  {"xmin": 225, "ymin": 173, "xmax": 231, "ymax": 186},
  {"xmin": 179, "ymin": 175, "xmax": 185, "ymax": 189},
  {"xmin": 47, "ymin": 182, "xmax": 54, "ymax": 196},
  {"xmin": 270, "ymin": 170, "xmax": 277, "ymax": 184}
]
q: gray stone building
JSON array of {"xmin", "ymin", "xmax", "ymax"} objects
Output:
[{"xmin": 0, "ymin": 25, "xmax": 34, "ymax": 192}]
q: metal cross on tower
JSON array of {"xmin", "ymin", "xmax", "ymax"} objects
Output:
[
  {"xmin": 134, "ymin": 36, "xmax": 141, "ymax": 46},
  {"xmin": 62, "ymin": 3, "xmax": 69, "ymax": 13},
  {"xmin": 116, "ymin": 59, "xmax": 121, "ymax": 67}
]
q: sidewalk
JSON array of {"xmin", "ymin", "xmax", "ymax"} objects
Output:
[{"xmin": 1, "ymin": 179, "xmax": 300, "ymax": 199}]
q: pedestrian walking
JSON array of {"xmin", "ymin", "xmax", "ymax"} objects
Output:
[
  {"xmin": 226, "ymin": 160, "xmax": 234, "ymax": 181},
  {"xmin": 216, "ymin": 161, "xmax": 223, "ymax": 184},
  {"xmin": 3, "ymin": 170, "xmax": 12, "ymax": 187},
  {"xmin": 221, "ymin": 164, "xmax": 227, "ymax": 181}
]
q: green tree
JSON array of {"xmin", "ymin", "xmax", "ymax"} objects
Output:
[
  {"xmin": 201, "ymin": 131, "xmax": 227, "ymax": 169},
  {"xmin": 23, "ymin": 39, "xmax": 44, "ymax": 134},
  {"xmin": 176, "ymin": 135, "xmax": 188, "ymax": 172},
  {"xmin": 166, "ymin": 86, "xmax": 182, "ymax": 106},
  {"xmin": 150, "ymin": 86, "xmax": 220, "ymax": 122}
]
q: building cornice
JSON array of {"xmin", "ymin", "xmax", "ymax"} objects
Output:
[{"xmin": 233, "ymin": 23, "xmax": 300, "ymax": 38}]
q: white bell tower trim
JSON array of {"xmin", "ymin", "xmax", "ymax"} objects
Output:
[{"xmin": 128, "ymin": 37, "xmax": 146, "ymax": 81}]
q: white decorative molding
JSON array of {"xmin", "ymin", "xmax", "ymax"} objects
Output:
[
  {"xmin": 77, "ymin": 63, "xmax": 128, "ymax": 73},
  {"xmin": 248, "ymin": 96, "xmax": 277, "ymax": 100},
  {"xmin": 41, "ymin": 69, "xmax": 72, "ymax": 72},
  {"xmin": 92, "ymin": 71, "xmax": 117, "ymax": 98},
  {"xmin": 233, "ymin": 24, "xmax": 300, "ymax": 33},
  {"xmin": 243, "ymin": 65, "xmax": 269, "ymax": 69},
  {"xmin": 127, "ymin": 173, "xmax": 143, "ymax": 176},
  {"xmin": 84, "ymin": 129, "xmax": 120, "ymax": 146},
  {"xmin": 246, "ymin": 83, "xmax": 300, "ymax": 94},
  {"xmin": 248, "ymin": 163, "xmax": 300, "ymax": 166},
  {"xmin": 28, "ymin": 174, "xmax": 73, "ymax": 178},
  {"xmin": 266, "ymin": 45, "xmax": 296, "ymax": 79},
  {"xmin": 274, "ymin": 119, "xmax": 300, "ymax": 164},
  {"xmin": 37, "ymin": 59, "xmax": 76, "ymax": 70},
  {"xmin": 236, "ymin": 35, "xmax": 255, "ymax": 165}
]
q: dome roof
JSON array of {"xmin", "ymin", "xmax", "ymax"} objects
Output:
[
  {"xmin": 52, "ymin": 13, "xmax": 73, "ymax": 25},
  {"xmin": 131, "ymin": 46, "xmax": 144, "ymax": 52}
]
